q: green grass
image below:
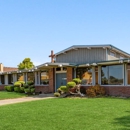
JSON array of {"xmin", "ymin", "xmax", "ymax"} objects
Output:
[
  {"xmin": 0, "ymin": 91, "xmax": 26, "ymax": 100},
  {"xmin": 0, "ymin": 97, "xmax": 130, "ymax": 130}
]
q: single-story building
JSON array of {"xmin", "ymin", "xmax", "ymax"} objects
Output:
[{"xmin": 0, "ymin": 44, "xmax": 130, "ymax": 97}]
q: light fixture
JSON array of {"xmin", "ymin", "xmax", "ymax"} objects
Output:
[
  {"xmin": 45, "ymin": 64, "xmax": 48, "ymax": 66},
  {"xmin": 86, "ymin": 63, "xmax": 90, "ymax": 66},
  {"xmin": 92, "ymin": 63, "xmax": 97, "ymax": 66},
  {"xmin": 58, "ymin": 64, "xmax": 62, "ymax": 67},
  {"xmin": 119, "ymin": 60, "xmax": 123, "ymax": 63}
]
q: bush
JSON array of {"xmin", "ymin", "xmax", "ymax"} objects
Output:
[
  {"xmin": 27, "ymin": 81, "xmax": 34, "ymax": 85},
  {"xmin": 4, "ymin": 86, "xmax": 7, "ymax": 91},
  {"xmin": 23, "ymin": 84, "xmax": 29, "ymax": 88},
  {"xmin": 29, "ymin": 85, "xmax": 35, "ymax": 89},
  {"xmin": 86, "ymin": 85, "xmax": 106, "ymax": 97},
  {"xmin": 54, "ymin": 92, "xmax": 60, "ymax": 97},
  {"xmin": 14, "ymin": 82, "xmax": 21, "ymax": 87},
  {"xmin": 24, "ymin": 88, "xmax": 31, "ymax": 93},
  {"xmin": 14, "ymin": 87, "xmax": 20, "ymax": 92},
  {"xmin": 30, "ymin": 88, "xmax": 35, "ymax": 93},
  {"xmin": 20, "ymin": 87, "xmax": 24, "ymax": 93},
  {"xmin": 80, "ymin": 86, "xmax": 87, "ymax": 94},
  {"xmin": 7, "ymin": 86, "xmax": 14, "ymax": 92},
  {"xmin": 57, "ymin": 88, "xmax": 62, "ymax": 93},
  {"xmin": 18, "ymin": 81, "xmax": 25, "ymax": 86},
  {"xmin": 60, "ymin": 86, "xmax": 68, "ymax": 92},
  {"xmin": 73, "ymin": 78, "xmax": 81, "ymax": 84},
  {"xmin": 67, "ymin": 82, "xmax": 76, "ymax": 89}
]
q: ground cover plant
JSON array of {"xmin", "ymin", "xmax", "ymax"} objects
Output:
[
  {"xmin": 0, "ymin": 98, "xmax": 130, "ymax": 130},
  {"xmin": 0, "ymin": 91, "xmax": 26, "ymax": 100}
]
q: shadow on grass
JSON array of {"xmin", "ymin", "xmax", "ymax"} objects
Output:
[{"xmin": 113, "ymin": 111, "xmax": 130, "ymax": 130}]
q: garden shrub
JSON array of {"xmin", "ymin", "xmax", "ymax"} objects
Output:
[
  {"xmin": 60, "ymin": 86, "xmax": 68, "ymax": 92},
  {"xmin": 27, "ymin": 81, "xmax": 34, "ymax": 85},
  {"xmin": 29, "ymin": 85, "xmax": 35, "ymax": 89},
  {"xmin": 14, "ymin": 82, "xmax": 21, "ymax": 87},
  {"xmin": 20, "ymin": 87, "xmax": 24, "ymax": 93},
  {"xmin": 67, "ymin": 82, "xmax": 76, "ymax": 89},
  {"xmin": 4, "ymin": 86, "xmax": 7, "ymax": 91},
  {"xmin": 57, "ymin": 88, "xmax": 62, "ymax": 93},
  {"xmin": 30, "ymin": 88, "xmax": 35, "ymax": 93},
  {"xmin": 73, "ymin": 78, "xmax": 81, "ymax": 85},
  {"xmin": 23, "ymin": 84, "xmax": 29, "ymax": 88},
  {"xmin": 80, "ymin": 86, "xmax": 87, "ymax": 94},
  {"xmin": 14, "ymin": 87, "xmax": 20, "ymax": 92},
  {"xmin": 86, "ymin": 85, "xmax": 105, "ymax": 97},
  {"xmin": 6, "ymin": 86, "xmax": 14, "ymax": 92},
  {"xmin": 18, "ymin": 81, "xmax": 25, "ymax": 86},
  {"xmin": 24, "ymin": 88, "xmax": 31, "ymax": 93},
  {"xmin": 54, "ymin": 92, "xmax": 60, "ymax": 97}
]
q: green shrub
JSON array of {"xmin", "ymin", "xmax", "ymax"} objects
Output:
[
  {"xmin": 14, "ymin": 87, "xmax": 20, "ymax": 92},
  {"xmin": 18, "ymin": 81, "xmax": 25, "ymax": 86},
  {"xmin": 23, "ymin": 84, "xmax": 29, "ymax": 88},
  {"xmin": 14, "ymin": 82, "xmax": 21, "ymax": 87},
  {"xmin": 4, "ymin": 86, "xmax": 7, "ymax": 91},
  {"xmin": 73, "ymin": 78, "xmax": 81, "ymax": 84},
  {"xmin": 24, "ymin": 88, "xmax": 31, "ymax": 93},
  {"xmin": 67, "ymin": 82, "xmax": 76, "ymax": 89},
  {"xmin": 29, "ymin": 85, "xmax": 35, "ymax": 89},
  {"xmin": 57, "ymin": 88, "xmax": 62, "ymax": 93},
  {"xmin": 27, "ymin": 81, "xmax": 34, "ymax": 85},
  {"xmin": 30, "ymin": 88, "xmax": 35, "ymax": 93},
  {"xmin": 20, "ymin": 87, "xmax": 24, "ymax": 93},
  {"xmin": 54, "ymin": 92, "xmax": 60, "ymax": 97},
  {"xmin": 60, "ymin": 86, "xmax": 68, "ymax": 92},
  {"xmin": 6, "ymin": 86, "xmax": 14, "ymax": 92}
]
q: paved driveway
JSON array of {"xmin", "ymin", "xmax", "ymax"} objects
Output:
[{"xmin": 0, "ymin": 94, "xmax": 55, "ymax": 106}]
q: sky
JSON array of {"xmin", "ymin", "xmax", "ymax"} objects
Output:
[{"xmin": 0, "ymin": 0, "xmax": 130, "ymax": 67}]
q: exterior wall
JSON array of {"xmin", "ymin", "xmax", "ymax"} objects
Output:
[
  {"xmin": 0, "ymin": 85, "xmax": 5, "ymax": 91},
  {"xmin": 104, "ymin": 86, "xmax": 130, "ymax": 97},
  {"xmin": 35, "ymin": 86, "xmax": 49, "ymax": 93},
  {"xmin": 67, "ymin": 67, "xmax": 73, "ymax": 82},
  {"xmin": 56, "ymin": 48, "xmax": 106, "ymax": 64}
]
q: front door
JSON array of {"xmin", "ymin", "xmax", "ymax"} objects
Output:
[{"xmin": 56, "ymin": 73, "xmax": 67, "ymax": 90}]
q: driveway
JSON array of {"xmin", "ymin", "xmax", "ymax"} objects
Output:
[{"xmin": 0, "ymin": 94, "xmax": 55, "ymax": 106}]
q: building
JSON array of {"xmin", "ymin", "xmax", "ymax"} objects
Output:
[{"xmin": 0, "ymin": 44, "xmax": 130, "ymax": 97}]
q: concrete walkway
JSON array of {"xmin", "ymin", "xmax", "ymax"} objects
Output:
[{"xmin": 0, "ymin": 94, "xmax": 55, "ymax": 106}]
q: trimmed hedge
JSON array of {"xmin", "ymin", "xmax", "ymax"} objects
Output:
[
  {"xmin": 54, "ymin": 92, "xmax": 60, "ymax": 97},
  {"xmin": 14, "ymin": 87, "xmax": 20, "ymax": 92},
  {"xmin": 67, "ymin": 82, "xmax": 76, "ymax": 88},
  {"xmin": 5, "ymin": 86, "xmax": 14, "ymax": 92},
  {"xmin": 27, "ymin": 81, "xmax": 34, "ymax": 85},
  {"xmin": 73, "ymin": 78, "xmax": 81, "ymax": 84}
]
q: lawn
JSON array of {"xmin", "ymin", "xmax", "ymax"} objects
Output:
[
  {"xmin": 0, "ymin": 97, "xmax": 130, "ymax": 130},
  {"xmin": 0, "ymin": 91, "xmax": 26, "ymax": 100}
]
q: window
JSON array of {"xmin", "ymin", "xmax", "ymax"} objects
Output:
[
  {"xmin": 8, "ymin": 74, "xmax": 13, "ymax": 84},
  {"xmin": 127, "ymin": 64, "xmax": 130, "ymax": 85},
  {"xmin": 1, "ymin": 75, "xmax": 5, "ymax": 84},
  {"xmin": 101, "ymin": 65, "xmax": 123, "ymax": 85},
  {"xmin": 40, "ymin": 71, "xmax": 49, "ymax": 85},
  {"xmin": 110, "ymin": 51, "xmax": 116, "ymax": 57},
  {"xmin": 17, "ymin": 73, "xmax": 24, "ymax": 81},
  {"xmin": 27, "ymin": 72, "xmax": 34, "ymax": 82},
  {"xmin": 76, "ymin": 67, "xmax": 92, "ymax": 85}
]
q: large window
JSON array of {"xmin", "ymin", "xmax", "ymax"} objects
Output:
[
  {"xmin": 8, "ymin": 74, "xmax": 13, "ymax": 84},
  {"xmin": 101, "ymin": 65, "xmax": 123, "ymax": 85},
  {"xmin": 76, "ymin": 67, "xmax": 92, "ymax": 85},
  {"xmin": 40, "ymin": 71, "xmax": 49, "ymax": 85},
  {"xmin": 27, "ymin": 72, "xmax": 34, "ymax": 82},
  {"xmin": 17, "ymin": 73, "xmax": 24, "ymax": 81},
  {"xmin": 127, "ymin": 64, "xmax": 130, "ymax": 85},
  {"xmin": 1, "ymin": 75, "xmax": 5, "ymax": 84}
]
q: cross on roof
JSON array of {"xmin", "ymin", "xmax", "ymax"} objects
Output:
[{"xmin": 49, "ymin": 50, "xmax": 55, "ymax": 63}]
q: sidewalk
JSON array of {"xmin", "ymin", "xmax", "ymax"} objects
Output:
[{"xmin": 0, "ymin": 94, "xmax": 55, "ymax": 106}]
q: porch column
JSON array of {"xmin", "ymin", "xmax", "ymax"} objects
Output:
[
  {"xmin": 38, "ymin": 72, "xmax": 40, "ymax": 85},
  {"xmin": 5, "ymin": 74, "xmax": 8, "ymax": 85},
  {"xmin": 124, "ymin": 63, "xmax": 127, "ymax": 86},
  {"xmin": 92, "ymin": 66, "xmax": 95, "ymax": 86},
  {"xmin": 13, "ymin": 73, "xmax": 17, "ymax": 83},
  {"xmin": 49, "ymin": 68, "xmax": 55, "ymax": 92},
  {"xmin": 34, "ymin": 72, "xmax": 38, "ymax": 85},
  {"xmin": 98, "ymin": 66, "xmax": 101, "ymax": 85}
]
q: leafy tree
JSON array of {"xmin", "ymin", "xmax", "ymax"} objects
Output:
[{"xmin": 18, "ymin": 58, "xmax": 34, "ymax": 70}]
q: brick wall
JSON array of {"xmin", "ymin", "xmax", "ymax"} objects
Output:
[
  {"xmin": 4, "ymin": 67, "xmax": 18, "ymax": 72},
  {"xmin": 0, "ymin": 85, "xmax": 5, "ymax": 91},
  {"xmin": 67, "ymin": 67, "xmax": 73, "ymax": 82},
  {"xmin": 35, "ymin": 86, "xmax": 49, "ymax": 93}
]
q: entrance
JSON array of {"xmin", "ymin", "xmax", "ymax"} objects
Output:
[{"xmin": 56, "ymin": 73, "xmax": 67, "ymax": 90}]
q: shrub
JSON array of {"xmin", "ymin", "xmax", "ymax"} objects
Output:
[
  {"xmin": 30, "ymin": 88, "xmax": 35, "ymax": 93},
  {"xmin": 14, "ymin": 82, "xmax": 21, "ymax": 87},
  {"xmin": 20, "ymin": 87, "xmax": 24, "ymax": 93},
  {"xmin": 24, "ymin": 88, "xmax": 31, "ymax": 93},
  {"xmin": 54, "ymin": 92, "xmax": 60, "ymax": 97},
  {"xmin": 29, "ymin": 85, "xmax": 35, "ymax": 89},
  {"xmin": 23, "ymin": 84, "xmax": 29, "ymax": 88},
  {"xmin": 4, "ymin": 86, "xmax": 7, "ymax": 91},
  {"xmin": 14, "ymin": 87, "xmax": 20, "ymax": 92},
  {"xmin": 6, "ymin": 86, "xmax": 14, "ymax": 92},
  {"xmin": 57, "ymin": 88, "xmax": 62, "ymax": 93},
  {"xmin": 67, "ymin": 82, "xmax": 76, "ymax": 89},
  {"xmin": 18, "ymin": 81, "xmax": 25, "ymax": 86},
  {"xmin": 80, "ymin": 86, "xmax": 87, "ymax": 94},
  {"xmin": 86, "ymin": 85, "xmax": 106, "ymax": 97},
  {"xmin": 27, "ymin": 81, "xmax": 34, "ymax": 85},
  {"xmin": 60, "ymin": 86, "xmax": 68, "ymax": 92},
  {"xmin": 73, "ymin": 78, "xmax": 81, "ymax": 84}
]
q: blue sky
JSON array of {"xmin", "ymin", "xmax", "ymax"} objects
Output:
[{"xmin": 0, "ymin": 0, "xmax": 130, "ymax": 67}]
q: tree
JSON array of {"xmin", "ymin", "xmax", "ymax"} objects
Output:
[{"xmin": 18, "ymin": 58, "xmax": 34, "ymax": 70}]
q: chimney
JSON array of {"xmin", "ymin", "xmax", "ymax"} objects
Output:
[{"xmin": 0, "ymin": 63, "xmax": 3, "ymax": 72}]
